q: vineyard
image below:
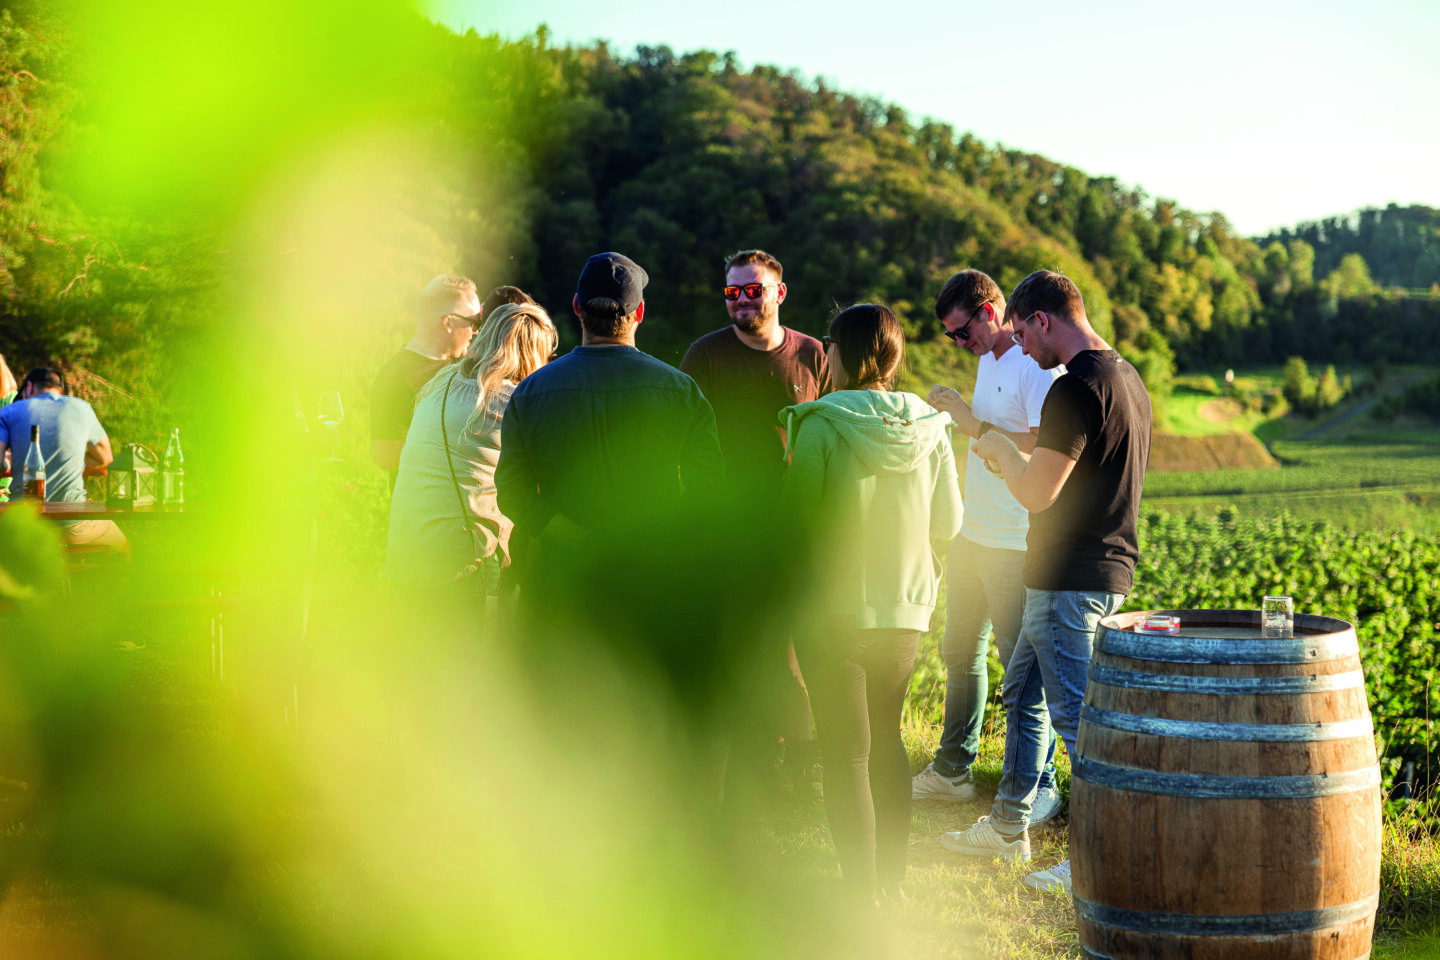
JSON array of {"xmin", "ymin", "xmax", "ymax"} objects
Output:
[{"xmin": 907, "ymin": 506, "xmax": 1440, "ymax": 792}]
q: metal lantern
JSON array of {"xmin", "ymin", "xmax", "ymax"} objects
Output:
[{"xmin": 108, "ymin": 443, "xmax": 159, "ymax": 508}]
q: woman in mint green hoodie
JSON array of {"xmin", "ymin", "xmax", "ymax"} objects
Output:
[{"xmin": 780, "ymin": 304, "xmax": 963, "ymax": 904}]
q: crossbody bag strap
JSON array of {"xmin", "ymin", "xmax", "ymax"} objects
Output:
[{"xmin": 439, "ymin": 367, "xmax": 476, "ymax": 533}]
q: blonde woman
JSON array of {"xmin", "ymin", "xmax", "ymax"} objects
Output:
[{"xmin": 384, "ymin": 302, "xmax": 558, "ymax": 601}]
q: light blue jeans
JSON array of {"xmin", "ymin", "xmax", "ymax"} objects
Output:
[
  {"xmin": 989, "ymin": 587, "xmax": 1124, "ymax": 834},
  {"xmin": 932, "ymin": 537, "xmax": 1056, "ymax": 798}
]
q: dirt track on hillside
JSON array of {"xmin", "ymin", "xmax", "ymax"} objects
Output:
[{"xmin": 1148, "ymin": 432, "xmax": 1278, "ymax": 473}]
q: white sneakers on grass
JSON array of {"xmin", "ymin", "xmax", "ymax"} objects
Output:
[
  {"xmin": 1023, "ymin": 859, "xmax": 1072, "ymax": 894},
  {"xmin": 1028, "ymin": 786, "xmax": 1063, "ymax": 825},
  {"xmin": 911, "ymin": 763, "xmax": 975, "ymax": 800},
  {"xmin": 938, "ymin": 817, "xmax": 1031, "ymax": 862}
]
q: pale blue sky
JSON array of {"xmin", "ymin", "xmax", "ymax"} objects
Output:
[{"xmin": 426, "ymin": 0, "xmax": 1439, "ymax": 237}]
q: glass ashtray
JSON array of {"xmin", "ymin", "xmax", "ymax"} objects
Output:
[{"xmin": 1135, "ymin": 615, "xmax": 1181, "ymax": 635}]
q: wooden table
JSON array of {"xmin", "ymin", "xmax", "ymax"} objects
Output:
[{"xmin": 0, "ymin": 500, "xmax": 185, "ymax": 519}]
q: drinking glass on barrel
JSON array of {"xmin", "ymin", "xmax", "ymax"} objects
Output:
[{"xmin": 1261, "ymin": 595, "xmax": 1294, "ymax": 639}]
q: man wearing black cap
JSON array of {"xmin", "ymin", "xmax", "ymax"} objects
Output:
[{"xmin": 496, "ymin": 252, "xmax": 724, "ymax": 549}]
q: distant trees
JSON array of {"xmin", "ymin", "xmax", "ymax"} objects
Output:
[
  {"xmin": 1259, "ymin": 205, "xmax": 1440, "ymax": 291},
  {"xmin": 1282, "ymin": 356, "xmax": 1350, "ymax": 417}
]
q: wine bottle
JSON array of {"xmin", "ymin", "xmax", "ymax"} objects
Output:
[
  {"xmin": 162, "ymin": 428, "xmax": 185, "ymax": 505},
  {"xmin": 22, "ymin": 425, "xmax": 46, "ymax": 500}
]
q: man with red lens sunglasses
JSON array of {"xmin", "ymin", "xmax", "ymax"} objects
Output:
[{"xmin": 680, "ymin": 248, "xmax": 831, "ymax": 796}]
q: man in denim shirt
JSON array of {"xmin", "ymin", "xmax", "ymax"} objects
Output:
[{"xmin": 497, "ymin": 252, "xmax": 724, "ymax": 553}]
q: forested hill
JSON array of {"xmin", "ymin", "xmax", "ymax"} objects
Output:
[
  {"xmin": 1256, "ymin": 205, "xmax": 1440, "ymax": 293},
  {"xmin": 3, "ymin": 12, "xmax": 1439, "ymax": 443},
  {"xmin": 439, "ymin": 31, "xmax": 1439, "ymax": 377}
]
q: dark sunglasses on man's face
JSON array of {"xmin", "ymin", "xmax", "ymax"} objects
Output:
[
  {"xmin": 445, "ymin": 312, "xmax": 483, "ymax": 328},
  {"xmin": 723, "ymin": 283, "xmax": 778, "ymax": 301},
  {"xmin": 943, "ymin": 299, "xmax": 993, "ymax": 344}
]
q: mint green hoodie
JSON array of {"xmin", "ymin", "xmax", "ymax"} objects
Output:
[{"xmin": 779, "ymin": 390, "xmax": 963, "ymax": 631}]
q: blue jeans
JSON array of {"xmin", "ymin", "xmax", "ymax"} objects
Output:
[
  {"xmin": 933, "ymin": 537, "xmax": 1056, "ymax": 797},
  {"xmin": 989, "ymin": 587, "xmax": 1124, "ymax": 834}
]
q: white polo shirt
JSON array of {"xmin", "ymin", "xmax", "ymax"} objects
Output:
[{"xmin": 960, "ymin": 346, "xmax": 1062, "ymax": 551}]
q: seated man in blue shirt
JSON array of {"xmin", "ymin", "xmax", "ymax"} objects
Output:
[{"xmin": 0, "ymin": 366, "xmax": 126, "ymax": 551}]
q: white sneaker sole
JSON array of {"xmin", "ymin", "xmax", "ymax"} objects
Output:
[{"xmin": 938, "ymin": 833, "xmax": 1031, "ymax": 862}]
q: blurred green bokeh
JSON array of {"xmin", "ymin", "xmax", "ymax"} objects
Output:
[{"xmin": 0, "ymin": 2, "xmax": 890, "ymax": 957}]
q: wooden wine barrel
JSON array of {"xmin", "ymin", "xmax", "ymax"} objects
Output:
[{"xmin": 1071, "ymin": 609, "xmax": 1381, "ymax": 960}]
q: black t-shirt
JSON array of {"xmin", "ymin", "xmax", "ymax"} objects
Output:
[
  {"xmin": 679, "ymin": 326, "xmax": 830, "ymax": 498},
  {"xmin": 1023, "ymin": 349, "xmax": 1152, "ymax": 594},
  {"xmin": 370, "ymin": 347, "xmax": 447, "ymax": 486}
]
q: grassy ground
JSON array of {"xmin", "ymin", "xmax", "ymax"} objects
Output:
[{"xmin": 738, "ymin": 719, "xmax": 1440, "ymax": 959}]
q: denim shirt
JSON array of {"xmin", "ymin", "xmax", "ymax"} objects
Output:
[{"xmin": 496, "ymin": 345, "xmax": 725, "ymax": 538}]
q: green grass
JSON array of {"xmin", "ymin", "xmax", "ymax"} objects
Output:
[
  {"xmin": 1162, "ymin": 385, "xmax": 1276, "ymax": 437},
  {"xmin": 740, "ymin": 721, "xmax": 1440, "ymax": 959}
]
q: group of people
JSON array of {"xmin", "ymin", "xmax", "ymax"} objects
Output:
[
  {"xmin": 0, "ymin": 356, "xmax": 126, "ymax": 551},
  {"xmin": 371, "ymin": 250, "xmax": 1151, "ymax": 906}
]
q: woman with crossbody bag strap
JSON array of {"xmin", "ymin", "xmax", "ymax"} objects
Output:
[{"xmin": 383, "ymin": 303, "xmax": 558, "ymax": 631}]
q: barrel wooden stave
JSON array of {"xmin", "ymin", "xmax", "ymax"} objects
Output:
[
  {"xmin": 1078, "ymin": 721, "xmax": 1378, "ymax": 780},
  {"xmin": 1072, "ymin": 787, "xmax": 1379, "ymax": 916},
  {"xmin": 1072, "ymin": 611, "xmax": 1381, "ymax": 960}
]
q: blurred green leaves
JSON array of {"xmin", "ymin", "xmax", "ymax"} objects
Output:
[{"xmin": 0, "ymin": 503, "xmax": 66, "ymax": 601}]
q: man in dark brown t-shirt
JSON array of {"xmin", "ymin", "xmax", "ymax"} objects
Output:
[
  {"xmin": 680, "ymin": 248, "xmax": 830, "ymax": 796},
  {"xmin": 680, "ymin": 250, "xmax": 830, "ymax": 499}
]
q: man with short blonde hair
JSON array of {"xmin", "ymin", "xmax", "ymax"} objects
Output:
[{"xmin": 370, "ymin": 274, "xmax": 482, "ymax": 487}]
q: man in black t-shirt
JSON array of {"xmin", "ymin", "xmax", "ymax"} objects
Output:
[
  {"xmin": 370, "ymin": 275, "xmax": 483, "ymax": 492},
  {"xmin": 943, "ymin": 270, "xmax": 1151, "ymax": 895}
]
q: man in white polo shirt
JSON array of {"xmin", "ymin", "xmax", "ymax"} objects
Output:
[{"xmin": 913, "ymin": 270, "xmax": 1062, "ymax": 832}]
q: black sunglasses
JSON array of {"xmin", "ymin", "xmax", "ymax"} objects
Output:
[
  {"xmin": 445, "ymin": 312, "xmax": 483, "ymax": 328},
  {"xmin": 944, "ymin": 300, "xmax": 994, "ymax": 344},
  {"xmin": 821, "ymin": 335, "xmax": 837, "ymax": 348}
]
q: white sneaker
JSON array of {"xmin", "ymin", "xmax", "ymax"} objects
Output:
[
  {"xmin": 1023, "ymin": 859, "xmax": 1072, "ymax": 894},
  {"xmin": 912, "ymin": 762, "xmax": 976, "ymax": 800},
  {"xmin": 939, "ymin": 817, "xmax": 1031, "ymax": 862},
  {"xmin": 1029, "ymin": 786, "xmax": 1063, "ymax": 825}
]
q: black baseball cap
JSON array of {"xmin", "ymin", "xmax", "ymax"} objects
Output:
[{"xmin": 576, "ymin": 252, "xmax": 648, "ymax": 318}]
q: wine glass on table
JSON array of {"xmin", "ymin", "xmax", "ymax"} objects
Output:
[{"xmin": 317, "ymin": 392, "xmax": 344, "ymax": 462}]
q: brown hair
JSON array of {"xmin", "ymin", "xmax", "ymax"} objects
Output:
[
  {"xmin": 578, "ymin": 300, "xmax": 639, "ymax": 339},
  {"xmin": 724, "ymin": 249, "xmax": 783, "ymax": 281},
  {"xmin": 828, "ymin": 303, "xmax": 904, "ymax": 390},
  {"xmin": 1006, "ymin": 270, "xmax": 1087, "ymax": 325},
  {"xmin": 934, "ymin": 269, "xmax": 1004, "ymax": 321},
  {"xmin": 482, "ymin": 285, "xmax": 535, "ymax": 316}
]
